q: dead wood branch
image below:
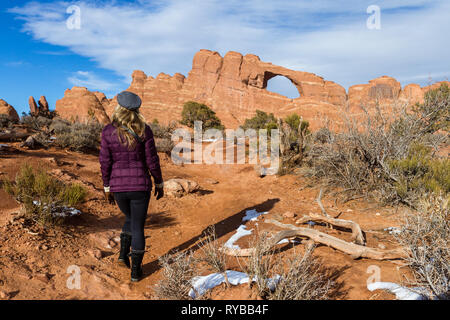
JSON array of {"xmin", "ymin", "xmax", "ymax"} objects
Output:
[
  {"xmin": 0, "ymin": 132, "xmax": 31, "ymax": 142},
  {"xmin": 295, "ymin": 212, "xmax": 365, "ymax": 245},
  {"xmin": 222, "ymin": 219, "xmax": 407, "ymax": 261}
]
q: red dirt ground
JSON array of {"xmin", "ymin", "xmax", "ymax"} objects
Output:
[{"xmin": 0, "ymin": 143, "xmax": 412, "ymax": 300}]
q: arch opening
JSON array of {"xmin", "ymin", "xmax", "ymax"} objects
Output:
[{"xmin": 265, "ymin": 75, "xmax": 301, "ymax": 99}]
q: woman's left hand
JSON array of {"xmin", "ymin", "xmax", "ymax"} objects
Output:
[{"xmin": 105, "ymin": 191, "xmax": 115, "ymax": 205}]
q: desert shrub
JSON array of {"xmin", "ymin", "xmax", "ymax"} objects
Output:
[
  {"xmin": 3, "ymin": 164, "xmax": 87, "ymax": 226},
  {"xmin": 269, "ymin": 245, "xmax": 334, "ymax": 300},
  {"xmin": 278, "ymin": 115, "xmax": 311, "ymax": 175},
  {"xmin": 180, "ymin": 101, "xmax": 224, "ymax": 131},
  {"xmin": 388, "ymin": 144, "xmax": 450, "ymax": 203},
  {"xmin": 21, "ymin": 114, "xmax": 52, "ymax": 130},
  {"xmin": 153, "ymin": 251, "xmax": 199, "ymax": 300},
  {"xmin": 49, "ymin": 117, "xmax": 71, "ymax": 134},
  {"xmin": 53, "ymin": 120, "xmax": 103, "ymax": 152},
  {"xmin": 149, "ymin": 121, "xmax": 176, "ymax": 154},
  {"xmin": 196, "ymin": 226, "xmax": 230, "ymax": 287},
  {"xmin": 395, "ymin": 195, "xmax": 449, "ymax": 300},
  {"xmin": 241, "ymin": 232, "xmax": 277, "ymax": 298},
  {"xmin": 304, "ymin": 83, "xmax": 450, "ymax": 206},
  {"xmin": 241, "ymin": 110, "xmax": 277, "ymax": 132},
  {"xmin": 0, "ymin": 114, "xmax": 16, "ymax": 130}
]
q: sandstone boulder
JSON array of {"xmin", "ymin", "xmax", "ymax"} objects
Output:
[
  {"xmin": 163, "ymin": 178, "xmax": 199, "ymax": 197},
  {"xmin": 55, "ymin": 87, "xmax": 110, "ymax": 124},
  {"xmin": 0, "ymin": 99, "xmax": 19, "ymax": 121}
]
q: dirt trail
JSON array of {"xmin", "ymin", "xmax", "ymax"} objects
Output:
[{"xmin": 0, "ymin": 144, "xmax": 409, "ymax": 300}]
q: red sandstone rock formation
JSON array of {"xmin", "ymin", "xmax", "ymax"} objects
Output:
[
  {"xmin": 54, "ymin": 49, "xmax": 449, "ymax": 130},
  {"xmin": 38, "ymin": 96, "xmax": 49, "ymax": 113},
  {"xmin": 28, "ymin": 96, "xmax": 39, "ymax": 115},
  {"xmin": 0, "ymin": 99, "xmax": 19, "ymax": 121},
  {"xmin": 55, "ymin": 87, "xmax": 110, "ymax": 125}
]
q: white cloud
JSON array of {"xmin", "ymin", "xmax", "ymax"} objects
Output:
[
  {"xmin": 67, "ymin": 71, "xmax": 119, "ymax": 91},
  {"xmin": 8, "ymin": 0, "xmax": 450, "ymax": 90}
]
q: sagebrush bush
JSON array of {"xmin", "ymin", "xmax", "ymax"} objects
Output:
[
  {"xmin": 389, "ymin": 144, "xmax": 450, "ymax": 203},
  {"xmin": 395, "ymin": 195, "xmax": 449, "ymax": 300},
  {"xmin": 149, "ymin": 121, "xmax": 176, "ymax": 154},
  {"xmin": 269, "ymin": 246, "xmax": 334, "ymax": 300},
  {"xmin": 304, "ymin": 83, "xmax": 450, "ymax": 206},
  {"xmin": 3, "ymin": 164, "xmax": 87, "ymax": 225},
  {"xmin": 153, "ymin": 251, "xmax": 199, "ymax": 300},
  {"xmin": 53, "ymin": 120, "xmax": 103, "ymax": 152},
  {"xmin": 0, "ymin": 114, "xmax": 16, "ymax": 130},
  {"xmin": 180, "ymin": 101, "xmax": 224, "ymax": 131},
  {"xmin": 196, "ymin": 226, "xmax": 230, "ymax": 287}
]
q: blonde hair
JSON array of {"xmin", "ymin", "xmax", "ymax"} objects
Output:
[{"xmin": 111, "ymin": 105, "xmax": 146, "ymax": 150}]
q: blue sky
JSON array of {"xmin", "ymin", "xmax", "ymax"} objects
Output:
[{"xmin": 1, "ymin": 0, "xmax": 449, "ymax": 115}]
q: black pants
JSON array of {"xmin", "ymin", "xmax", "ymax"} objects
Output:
[{"xmin": 114, "ymin": 191, "xmax": 150, "ymax": 251}]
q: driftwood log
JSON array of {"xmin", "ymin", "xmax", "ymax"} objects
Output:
[
  {"xmin": 295, "ymin": 212, "xmax": 365, "ymax": 245},
  {"xmin": 222, "ymin": 219, "xmax": 407, "ymax": 261}
]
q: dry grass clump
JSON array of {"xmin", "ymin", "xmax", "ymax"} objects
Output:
[
  {"xmin": 196, "ymin": 226, "xmax": 230, "ymax": 287},
  {"xmin": 269, "ymin": 245, "xmax": 334, "ymax": 300},
  {"xmin": 242, "ymin": 232, "xmax": 277, "ymax": 298},
  {"xmin": 153, "ymin": 250, "xmax": 199, "ymax": 300},
  {"xmin": 3, "ymin": 164, "xmax": 87, "ymax": 226},
  {"xmin": 395, "ymin": 195, "xmax": 449, "ymax": 300}
]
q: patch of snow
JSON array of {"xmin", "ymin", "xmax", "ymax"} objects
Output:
[
  {"xmin": 306, "ymin": 221, "xmax": 316, "ymax": 226},
  {"xmin": 189, "ymin": 271, "xmax": 281, "ymax": 299},
  {"xmin": 0, "ymin": 144, "xmax": 9, "ymax": 148},
  {"xmin": 367, "ymin": 282, "xmax": 426, "ymax": 300},
  {"xmin": 224, "ymin": 225, "xmax": 252, "ymax": 249},
  {"xmin": 384, "ymin": 227, "xmax": 401, "ymax": 235},
  {"xmin": 277, "ymin": 238, "xmax": 300, "ymax": 245},
  {"xmin": 32, "ymin": 200, "xmax": 81, "ymax": 218},
  {"xmin": 243, "ymin": 209, "xmax": 268, "ymax": 222}
]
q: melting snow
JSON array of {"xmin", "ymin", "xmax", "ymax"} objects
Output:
[
  {"xmin": 32, "ymin": 201, "xmax": 81, "ymax": 218},
  {"xmin": 384, "ymin": 227, "xmax": 401, "ymax": 235},
  {"xmin": 243, "ymin": 209, "xmax": 268, "ymax": 222},
  {"xmin": 224, "ymin": 225, "xmax": 252, "ymax": 249},
  {"xmin": 189, "ymin": 271, "xmax": 281, "ymax": 299},
  {"xmin": 367, "ymin": 282, "xmax": 426, "ymax": 300}
]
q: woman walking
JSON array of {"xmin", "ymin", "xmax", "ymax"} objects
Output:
[{"xmin": 99, "ymin": 91, "xmax": 164, "ymax": 282}]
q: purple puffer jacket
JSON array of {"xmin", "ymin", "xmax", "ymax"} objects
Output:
[{"xmin": 99, "ymin": 123, "xmax": 163, "ymax": 192}]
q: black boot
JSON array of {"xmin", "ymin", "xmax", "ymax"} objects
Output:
[
  {"xmin": 130, "ymin": 250, "xmax": 145, "ymax": 282},
  {"xmin": 118, "ymin": 233, "xmax": 132, "ymax": 268}
]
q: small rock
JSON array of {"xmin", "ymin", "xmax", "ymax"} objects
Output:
[
  {"xmin": 174, "ymin": 231, "xmax": 181, "ymax": 236},
  {"xmin": 283, "ymin": 211, "xmax": 296, "ymax": 219},
  {"xmin": 378, "ymin": 243, "xmax": 386, "ymax": 249},
  {"xmin": 34, "ymin": 273, "xmax": 50, "ymax": 284},
  {"xmin": 90, "ymin": 249, "xmax": 103, "ymax": 260},
  {"xmin": 0, "ymin": 290, "xmax": 9, "ymax": 300},
  {"xmin": 346, "ymin": 209, "xmax": 353, "ymax": 212},
  {"xmin": 41, "ymin": 244, "xmax": 49, "ymax": 251},
  {"xmin": 375, "ymin": 212, "xmax": 381, "ymax": 216},
  {"xmin": 205, "ymin": 178, "xmax": 219, "ymax": 185}
]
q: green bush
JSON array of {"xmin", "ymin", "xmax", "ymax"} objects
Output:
[
  {"xmin": 389, "ymin": 144, "xmax": 450, "ymax": 201},
  {"xmin": 241, "ymin": 110, "xmax": 277, "ymax": 132},
  {"xmin": 3, "ymin": 164, "xmax": 87, "ymax": 225},
  {"xmin": 180, "ymin": 101, "xmax": 224, "ymax": 131}
]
